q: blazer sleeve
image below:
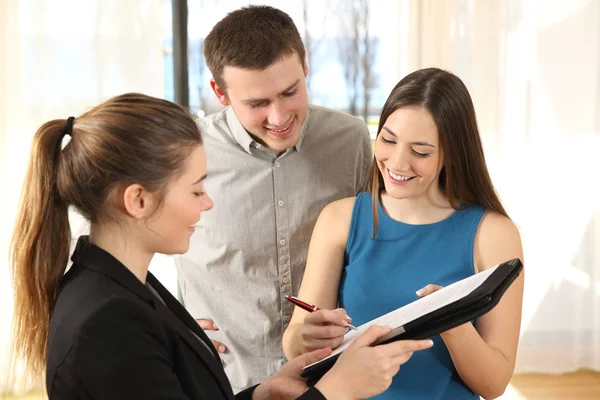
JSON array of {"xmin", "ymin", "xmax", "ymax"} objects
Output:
[
  {"xmin": 72, "ymin": 297, "xmax": 192, "ymax": 400},
  {"xmin": 234, "ymin": 385, "xmax": 326, "ymax": 400}
]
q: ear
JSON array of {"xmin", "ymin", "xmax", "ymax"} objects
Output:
[
  {"xmin": 210, "ymin": 78, "xmax": 230, "ymax": 106},
  {"xmin": 122, "ymin": 183, "xmax": 158, "ymax": 220}
]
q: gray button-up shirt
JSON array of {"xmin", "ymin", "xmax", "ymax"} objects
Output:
[{"xmin": 175, "ymin": 105, "xmax": 372, "ymax": 393}]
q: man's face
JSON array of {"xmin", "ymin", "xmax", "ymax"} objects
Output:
[{"xmin": 212, "ymin": 53, "xmax": 309, "ymax": 154}]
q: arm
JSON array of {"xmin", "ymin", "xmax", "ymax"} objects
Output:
[
  {"xmin": 282, "ymin": 198, "xmax": 355, "ymax": 360},
  {"xmin": 73, "ymin": 298, "xmax": 191, "ymax": 399},
  {"xmin": 438, "ymin": 212, "xmax": 524, "ymax": 399}
]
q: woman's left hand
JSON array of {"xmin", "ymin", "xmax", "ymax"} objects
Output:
[
  {"xmin": 415, "ymin": 284, "xmax": 444, "ymax": 297},
  {"xmin": 416, "ymin": 283, "xmax": 471, "ymax": 336},
  {"xmin": 252, "ymin": 347, "xmax": 332, "ymax": 400}
]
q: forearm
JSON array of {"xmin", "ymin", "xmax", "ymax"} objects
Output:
[{"xmin": 441, "ymin": 324, "xmax": 514, "ymax": 399}]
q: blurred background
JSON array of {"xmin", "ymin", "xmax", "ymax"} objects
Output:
[{"xmin": 1, "ymin": 0, "xmax": 599, "ymax": 398}]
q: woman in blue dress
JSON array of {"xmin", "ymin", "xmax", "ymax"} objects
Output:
[{"xmin": 283, "ymin": 68, "xmax": 524, "ymax": 399}]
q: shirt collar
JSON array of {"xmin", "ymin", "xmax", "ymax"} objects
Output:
[{"xmin": 225, "ymin": 106, "xmax": 312, "ymax": 155}]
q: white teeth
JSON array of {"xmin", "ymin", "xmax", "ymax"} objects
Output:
[
  {"xmin": 388, "ymin": 169, "xmax": 413, "ymax": 181},
  {"xmin": 269, "ymin": 120, "xmax": 292, "ymax": 132}
]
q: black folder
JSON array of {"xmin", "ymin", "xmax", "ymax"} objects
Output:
[{"xmin": 301, "ymin": 258, "xmax": 523, "ymax": 385}]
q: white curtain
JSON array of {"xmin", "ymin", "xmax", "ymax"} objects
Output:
[
  {"xmin": 400, "ymin": 0, "xmax": 600, "ymax": 374},
  {"xmin": 0, "ymin": 0, "xmax": 165, "ymax": 394}
]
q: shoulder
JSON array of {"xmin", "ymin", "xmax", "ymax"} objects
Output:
[
  {"xmin": 308, "ymin": 105, "xmax": 369, "ymax": 136},
  {"xmin": 474, "ymin": 212, "xmax": 523, "ymax": 272},
  {"xmin": 76, "ymin": 297, "xmax": 160, "ymax": 342},
  {"xmin": 196, "ymin": 108, "xmax": 231, "ymax": 139},
  {"xmin": 320, "ymin": 196, "xmax": 357, "ymax": 222}
]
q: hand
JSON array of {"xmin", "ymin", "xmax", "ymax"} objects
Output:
[
  {"xmin": 415, "ymin": 284, "xmax": 444, "ymax": 298},
  {"xmin": 416, "ymin": 284, "xmax": 468, "ymax": 336},
  {"xmin": 196, "ymin": 319, "xmax": 227, "ymax": 354},
  {"xmin": 316, "ymin": 325, "xmax": 434, "ymax": 400},
  {"xmin": 298, "ymin": 308, "xmax": 352, "ymax": 353},
  {"xmin": 252, "ymin": 348, "xmax": 333, "ymax": 400}
]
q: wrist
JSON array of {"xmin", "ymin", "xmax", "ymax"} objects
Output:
[
  {"xmin": 251, "ymin": 383, "xmax": 269, "ymax": 400},
  {"xmin": 315, "ymin": 371, "xmax": 352, "ymax": 400}
]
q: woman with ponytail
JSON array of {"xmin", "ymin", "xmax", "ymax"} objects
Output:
[{"xmin": 9, "ymin": 93, "xmax": 431, "ymax": 400}]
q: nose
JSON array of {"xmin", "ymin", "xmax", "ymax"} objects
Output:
[
  {"xmin": 203, "ymin": 192, "xmax": 214, "ymax": 211},
  {"xmin": 388, "ymin": 148, "xmax": 411, "ymax": 172},
  {"xmin": 267, "ymin": 102, "xmax": 289, "ymax": 128}
]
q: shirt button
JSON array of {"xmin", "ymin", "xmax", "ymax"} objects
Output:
[
  {"xmin": 282, "ymin": 276, "xmax": 290, "ymax": 284},
  {"xmin": 277, "ymin": 200, "xmax": 284, "ymax": 206},
  {"xmin": 275, "ymin": 161, "xmax": 281, "ymax": 167},
  {"xmin": 279, "ymin": 239, "xmax": 286, "ymax": 246},
  {"xmin": 284, "ymin": 315, "xmax": 291, "ymax": 322}
]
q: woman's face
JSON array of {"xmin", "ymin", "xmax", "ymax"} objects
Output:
[
  {"xmin": 374, "ymin": 106, "xmax": 444, "ymax": 200},
  {"xmin": 145, "ymin": 145, "xmax": 213, "ymax": 255}
]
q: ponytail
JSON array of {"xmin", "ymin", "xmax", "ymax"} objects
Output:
[{"xmin": 9, "ymin": 119, "xmax": 72, "ymax": 380}]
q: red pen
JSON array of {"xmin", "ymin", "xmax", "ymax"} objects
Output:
[{"xmin": 285, "ymin": 295, "xmax": 358, "ymax": 330}]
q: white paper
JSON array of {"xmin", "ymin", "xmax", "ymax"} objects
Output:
[{"xmin": 304, "ymin": 264, "xmax": 498, "ymax": 369}]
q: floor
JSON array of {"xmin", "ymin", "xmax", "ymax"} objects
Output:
[{"xmin": 3, "ymin": 371, "xmax": 600, "ymax": 399}]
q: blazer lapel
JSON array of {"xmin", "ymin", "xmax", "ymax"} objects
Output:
[
  {"xmin": 71, "ymin": 237, "xmax": 235, "ymax": 399},
  {"xmin": 147, "ymin": 273, "xmax": 235, "ymax": 399}
]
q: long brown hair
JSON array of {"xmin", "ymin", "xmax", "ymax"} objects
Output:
[
  {"xmin": 9, "ymin": 93, "xmax": 202, "ymax": 380},
  {"xmin": 368, "ymin": 68, "xmax": 508, "ymax": 237}
]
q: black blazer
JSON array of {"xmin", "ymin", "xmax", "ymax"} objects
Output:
[{"xmin": 46, "ymin": 237, "xmax": 325, "ymax": 400}]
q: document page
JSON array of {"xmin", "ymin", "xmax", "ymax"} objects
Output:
[{"xmin": 304, "ymin": 264, "xmax": 498, "ymax": 369}]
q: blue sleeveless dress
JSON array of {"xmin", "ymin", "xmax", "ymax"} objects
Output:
[{"xmin": 339, "ymin": 192, "xmax": 486, "ymax": 399}]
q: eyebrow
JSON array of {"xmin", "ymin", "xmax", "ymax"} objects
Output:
[
  {"xmin": 192, "ymin": 174, "xmax": 207, "ymax": 185},
  {"xmin": 382, "ymin": 127, "xmax": 436, "ymax": 148},
  {"xmin": 242, "ymin": 79, "xmax": 301, "ymax": 105}
]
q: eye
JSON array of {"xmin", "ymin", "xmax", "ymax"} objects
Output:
[
  {"xmin": 193, "ymin": 192, "xmax": 205, "ymax": 197},
  {"xmin": 248, "ymin": 102, "xmax": 267, "ymax": 109},
  {"xmin": 412, "ymin": 150, "xmax": 431, "ymax": 158},
  {"xmin": 380, "ymin": 136, "xmax": 395, "ymax": 144},
  {"xmin": 283, "ymin": 89, "xmax": 298, "ymax": 97}
]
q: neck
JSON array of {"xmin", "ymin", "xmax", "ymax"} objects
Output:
[
  {"xmin": 380, "ymin": 186, "xmax": 453, "ymax": 224},
  {"xmin": 89, "ymin": 222, "xmax": 153, "ymax": 283}
]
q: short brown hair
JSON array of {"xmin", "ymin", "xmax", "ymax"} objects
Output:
[
  {"xmin": 204, "ymin": 5, "xmax": 306, "ymax": 90},
  {"xmin": 369, "ymin": 68, "xmax": 508, "ymax": 237},
  {"xmin": 9, "ymin": 93, "xmax": 202, "ymax": 380}
]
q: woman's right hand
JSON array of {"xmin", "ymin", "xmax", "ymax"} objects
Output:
[
  {"xmin": 315, "ymin": 325, "xmax": 434, "ymax": 400},
  {"xmin": 298, "ymin": 308, "xmax": 353, "ymax": 352}
]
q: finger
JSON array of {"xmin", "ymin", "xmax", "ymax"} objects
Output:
[
  {"xmin": 415, "ymin": 284, "xmax": 443, "ymax": 297},
  {"xmin": 305, "ymin": 308, "xmax": 350, "ymax": 327},
  {"xmin": 211, "ymin": 340, "xmax": 227, "ymax": 353},
  {"xmin": 196, "ymin": 319, "xmax": 219, "ymax": 330},
  {"xmin": 303, "ymin": 337, "xmax": 344, "ymax": 351},
  {"xmin": 293, "ymin": 347, "xmax": 333, "ymax": 368},
  {"xmin": 304, "ymin": 323, "xmax": 349, "ymax": 339},
  {"xmin": 382, "ymin": 338, "xmax": 434, "ymax": 357},
  {"xmin": 349, "ymin": 325, "xmax": 393, "ymax": 348}
]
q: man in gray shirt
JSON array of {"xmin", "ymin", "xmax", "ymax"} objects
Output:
[{"xmin": 175, "ymin": 5, "xmax": 372, "ymax": 393}]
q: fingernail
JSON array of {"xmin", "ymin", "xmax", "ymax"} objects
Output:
[
  {"xmin": 341, "ymin": 320, "xmax": 349, "ymax": 327},
  {"xmin": 428, "ymin": 339, "xmax": 434, "ymax": 346},
  {"xmin": 213, "ymin": 323, "xmax": 219, "ymax": 330},
  {"xmin": 219, "ymin": 345, "xmax": 225, "ymax": 353},
  {"xmin": 416, "ymin": 289, "xmax": 424, "ymax": 296},
  {"xmin": 344, "ymin": 314, "xmax": 353, "ymax": 322}
]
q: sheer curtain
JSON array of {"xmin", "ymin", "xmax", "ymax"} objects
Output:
[
  {"xmin": 0, "ymin": 0, "xmax": 165, "ymax": 394},
  {"xmin": 400, "ymin": 0, "xmax": 600, "ymax": 374}
]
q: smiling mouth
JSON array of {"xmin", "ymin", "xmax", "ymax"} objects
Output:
[
  {"xmin": 387, "ymin": 168, "xmax": 416, "ymax": 183},
  {"xmin": 265, "ymin": 118, "xmax": 294, "ymax": 137}
]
